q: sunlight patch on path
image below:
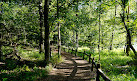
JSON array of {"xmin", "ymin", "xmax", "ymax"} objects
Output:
[{"xmin": 44, "ymin": 52, "xmax": 96, "ymax": 81}]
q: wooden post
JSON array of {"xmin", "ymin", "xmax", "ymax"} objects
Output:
[
  {"xmin": 71, "ymin": 48, "xmax": 73, "ymax": 54},
  {"xmin": 75, "ymin": 49, "xmax": 77, "ymax": 57},
  {"xmin": 96, "ymin": 64, "xmax": 101, "ymax": 81},
  {"xmin": 91, "ymin": 58, "xmax": 94, "ymax": 71},
  {"xmin": 89, "ymin": 54, "xmax": 91, "ymax": 63},
  {"xmin": 83, "ymin": 50, "xmax": 85, "ymax": 60}
]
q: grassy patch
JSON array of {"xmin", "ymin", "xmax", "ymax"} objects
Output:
[
  {"xmin": 0, "ymin": 46, "xmax": 63, "ymax": 81},
  {"xmin": 17, "ymin": 46, "xmax": 44, "ymax": 61},
  {"xmin": 77, "ymin": 47, "xmax": 137, "ymax": 81},
  {"xmin": 0, "ymin": 65, "xmax": 48, "ymax": 81}
]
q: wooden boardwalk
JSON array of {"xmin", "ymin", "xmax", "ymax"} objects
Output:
[{"xmin": 44, "ymin": 52, "xmax": 96, "ymax": 81}]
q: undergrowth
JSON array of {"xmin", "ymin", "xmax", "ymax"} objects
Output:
[{"xmin": 0, "ymin": 46, "xmax": 63, "ymax": 81}]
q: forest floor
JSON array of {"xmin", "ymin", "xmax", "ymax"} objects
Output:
[{"xmin": 44, "ymin": 51, "xmax": 96, "ymax": 81}]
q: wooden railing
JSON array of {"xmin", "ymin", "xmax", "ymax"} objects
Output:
[{"xmin": 61, "ymin": 46, "xmax": 111, "ymax": 81}]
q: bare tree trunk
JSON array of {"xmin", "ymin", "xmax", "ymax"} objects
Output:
[
  {"xmin": 125, "ymin": 6, "xmax": 130, "ymax": 56},
  {"xmin": 76, "ymin": 32, "xmax": 78, "ymax": 53},
  {"xmin": 39, "ymin": 1, "xmax": 43, "ymax": 53},
  {"xmin": 72, "ymin": 31, "xmax": 75, "ymax": 46},
  {"xmin": 57, "ymin": 0, "xmax": 61, "ymax": 58},
  {"xmin": 75, "ymin": 0, "xmax": 78, "ymax": 53},
  {"xmin": 58, "ymin": 22, "xmax": 61, "ymax": 58},
  {"xmin": 110, "ymin": 31, "xmax": 114, "ymax": 50},
  {"xmin": 126, "ymin": 36, "xmax": 130, "ymax": 56},
  {"xmin": 98, "ymin": 2, "xmax": 101, "ymax": 61},
  {"xmin": 42, "ymin": 29, "xmax": 45, "ymax": 51},
  {"xmin": 44, "ymin": 0, "xmax": 50, "ymax": 65},
  {"xmin": 110, "ymin": 0, "xmax": 117, "ymax": 50},
  {"xmin": 23, "ymin": 27, "xmax": 26, "ymax": 44},
  {"xmin": 101, "ymin": 32, "xmax": 103, "ymax": 50}
]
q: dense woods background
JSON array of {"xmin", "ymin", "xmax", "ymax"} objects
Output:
[{"xmin": 0, "ymin": 0, "xmax": 137, "ymax": 81}]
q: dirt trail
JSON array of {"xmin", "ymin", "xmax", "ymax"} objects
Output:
[{"xmin": 45, "ymin": 52, "xmax": 96, "ymax": 81}]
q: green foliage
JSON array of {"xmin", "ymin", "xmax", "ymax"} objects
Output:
[
  {"xmin": 0, "ymin": 65, "xmax": 48, "ymax": 81},
  {"xmin": 50, "ymin": 52, "xmax": 64, "ymax": 65},
  {"xmin": 0, "ymin": 0, "xmax": 137, "ymax": 80},
  {"xmin": 121, "ymin": 0, "xmax": 129, "ymax": 8},
  {"xmin": 0, "ymin": 46, "xmax": 63, "ymax": 81},
  {"xmin": 1, "ymin": 0, "xmax": 136, "ymax": 51}
]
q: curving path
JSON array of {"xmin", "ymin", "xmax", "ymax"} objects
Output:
[{"xmin": 44, "ymin": 52, "xmax": 96, "ymax": 81}]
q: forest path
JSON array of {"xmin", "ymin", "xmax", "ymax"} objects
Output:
[{"xmin": 44, "ymin": 51, "xmax": 96, "ymax": 81}]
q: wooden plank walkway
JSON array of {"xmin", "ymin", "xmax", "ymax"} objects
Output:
[{"xmin": 44, "ymin": 52, "xmax": 96, "ymax": 81}]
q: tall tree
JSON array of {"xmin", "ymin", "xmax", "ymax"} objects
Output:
[
  {"xmin": 0, "ymin": 2, "xmax": 3, "ymax": 61},
  {"xmin": 57, "ymin": 0, "xmax": 61, "ymax": 58},
  {"xmin": 39, "ymin": 0, "xmax": 43, "ymax": 53},
  {"xmin": 98, "ymin": 0, "xmax": 101, "ymax": 61},
  {"xmin": 44, "ymin": 0, "xmax": 50, "ymax": 65},
  {"xmin": 125, "ymin": 5, "xmax": 130, "ymax": 56},
  {"xmin": 110, "ymin": 0, "xmax": 117, "ymax": 50},
  {"xmin": 75, "ymin": 0, "xmax": 79, "ymax": 55},
  {"xmin": 120, "ymin": 0, "xmax": 137, "ymax": 57}
]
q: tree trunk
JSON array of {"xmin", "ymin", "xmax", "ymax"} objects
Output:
[
  {"xmin": 126, "ymin": 35, "xmax": 130, "ymax": 56},
  {"xmin": 125, "ymin": 5, "xmax": 130, "ymax": 56},
  {"xmin": 58, "ymin": 22, "xmax": 61, "ymax": 58},
  {"xmin": 110, "ymin": 0, "xmax": 117, "ymax": 50},
  {"xmin": 109, "ymin": 31, "xmax": 114, "ymax": 50},
  {"xmin": 101, "ymin": 33, "xmax": 103, "ymax": 50},
  {"xmin": 130, "ymin": 44, "xmax": 137, "ymax": 56},
  {"xmin": 72, "ymin": 31, "xmax": 75, "ymax": 47},
  {"xmin": 76, "ymin": 32, "xmax": 78, "ymax": 53},
  {"xmin": 39, "ymin": 1, "xmax": 43, "ymax": 53},
  {"xmin": 44, "ymin": 0, "xmax": 50, "ymax": 65},
  {"xmin": 98, "ymin": 2, "xmax": 101, "ymax": 61},
  {"xmin": 124, "ymin": 43, "xmax": 126, "ymax": 53},
  {"xmin": 126, "ymin": 29, "xmax": 136, "ymax": 56},
  {"xmin": 75, "ymin": 0, "xmax": 78, "ymax": 53},
  {"xmin": 57, "ymin": 0, "xmax": 61, "ymax": 58},
  {"xmin": 120, "ymin": 8, "xmax": 137, "ymax": 57},
  {"xmin": 23, "ymin": 27, "xmax": 26, "ymax": 44},
  {"xmin": 42, "ymin": 28, "xmax": 45, "ymax": 51}
]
